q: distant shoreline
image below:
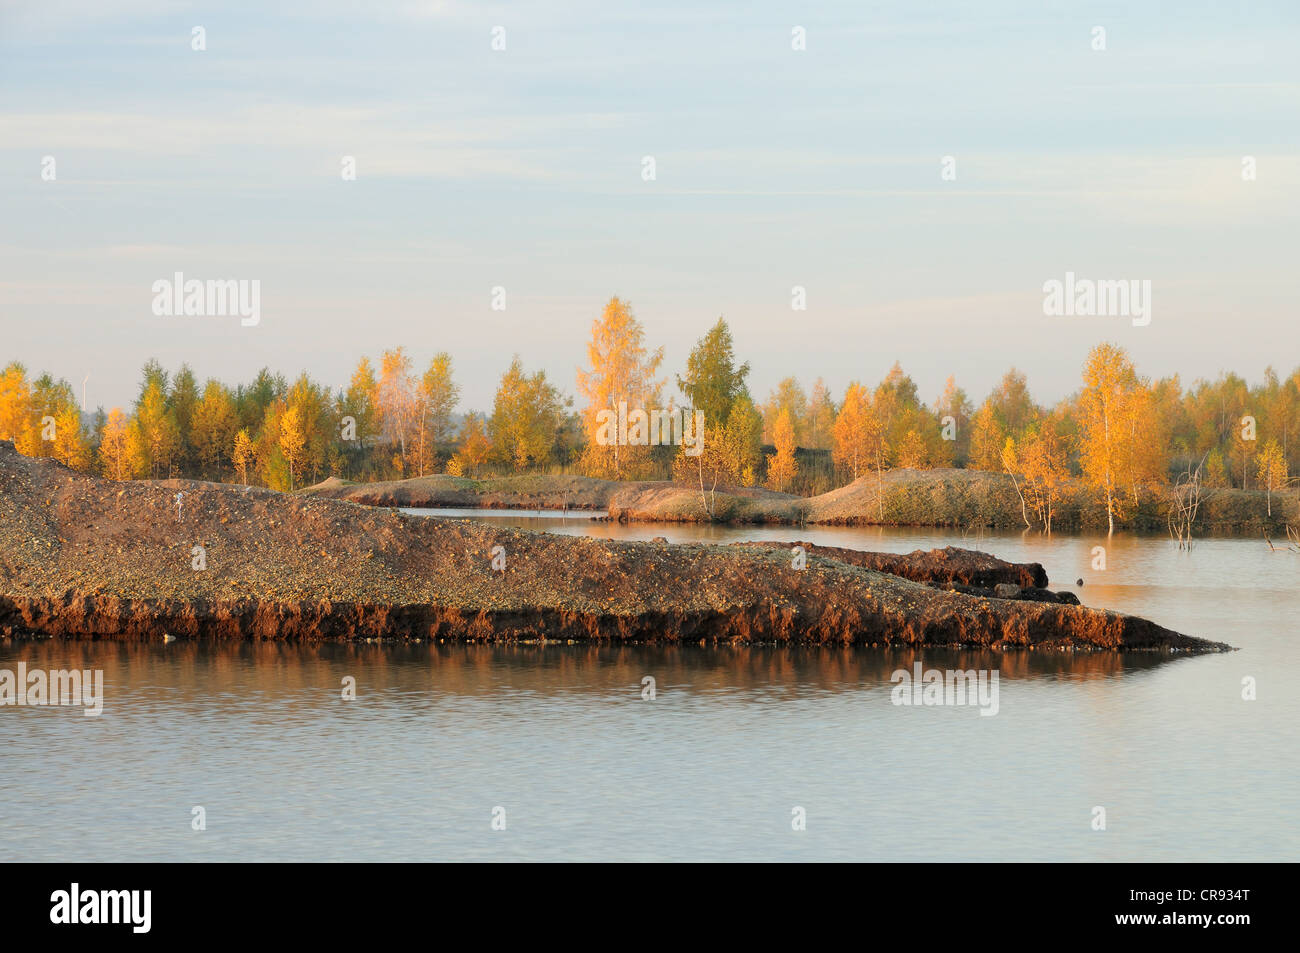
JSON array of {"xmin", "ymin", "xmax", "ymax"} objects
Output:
[{"xmin": 301, "ymin": 468, "xmax": 1296, "ymax": 536}]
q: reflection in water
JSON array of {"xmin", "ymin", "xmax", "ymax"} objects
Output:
[
  {"xmin": 404, "ymin": 507, "xmax": 609, "ymax": 521},
  {"xmin": 5, "ymin": 638, "xmax": 1172, "ymax": 700}
]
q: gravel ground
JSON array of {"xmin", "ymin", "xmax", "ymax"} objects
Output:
[{"xmin": 0, "ymin": 441, "xmax": 1229, "ymax": 651}]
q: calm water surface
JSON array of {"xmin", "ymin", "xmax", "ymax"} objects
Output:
[{"xmin": 2, "ymin": 515, "xmax": 1295, "ymax": 861}]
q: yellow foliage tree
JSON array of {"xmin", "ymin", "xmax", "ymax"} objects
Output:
[
  {"xmin": 416, "ymin": 353, "xmax": 459, "ymax": 476},
  {"xmin": 576, "ymin": 297, "xmax": 664, "ymax": 479},
  {"xmin": 232, "ymin": 428, "xmax": 255, "ymax": 485},
  {"xmin": 0, "ymin": 362, "xmax": 31, "ymax": 442},
  {"xmin": 968, "ymin": 401, "xmax": 1005, "ymax": 472},
  {"xmin": 490, "ymin": 357, "xmax": 563, "ymax": 470},
  {"xmin": 377, "ymin": 347, "xmax": 418, "ymax": 470},
  {"xmin": 832, "ymin": 382, "xmax": 871, "ymax": 481},
  {"xmin": 765, "ymin": 407, "xmax": 799, "ymax": 491},
  {"xmin": 133, "ymin": 379, "xmax": 178, "ymax": 478},
  {"xmin": 896, "ymin": 429, "xmax": 929, "ymax": 469},
  {"xmin": 1078, "ymin": 343, "xmax": 1147, "ymax": 534},
  {"xmin": 345, "ymin": 357, "xmax": 379, "ymax": 448},
  {"xmin": 191, "ymin": 380, "xmax": 238, "ymax": 479},
  {"xmin": 51, "ymin": 406, "xmax": 90, "ymax": 470},
  {"xmin": 279, "ymin": 405, "xmax": 308, "ymax": 490},
  {"xmin": 1004, "ymin": 412, "xmax": 1072, "ymax": 532},
  {"xmin": 1256, "ymin": 439, "xmax": 1288, "ymax": 516},
  {"xmin": 832, "ymin": 381, "xmax": 887, "ymax": 519},
  {"xmin": 98, "ymin": 407, "xmax": 141, "ymax": 479},
  {"xmin": 449, "ymin": 412, "xmax": 492, "ymax": 477}
]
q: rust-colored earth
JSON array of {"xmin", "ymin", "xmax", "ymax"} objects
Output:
[{"xmin": 0, "ymin": 442, "xmax": 1229, "ymax": 652}]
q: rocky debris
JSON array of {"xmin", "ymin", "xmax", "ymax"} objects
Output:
[
  {"xmin": 733, "ymin": 541, "xmax": 1048, "ymax": 588},
  {"xmin": 939, "ymin": 582, "xmax": 1080, "ymax": 605},
  {"xmin": 0, "ymin": 441, "xmax": 1228, "ymax": 652},
  {"xmin": 738, "ymin": 542, "xmax": 1076, "ymax": 604}
]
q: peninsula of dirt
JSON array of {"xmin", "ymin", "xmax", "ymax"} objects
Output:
[{"xmin": 0, "ymin": 442, "xmax": 1229, "ymax": 652}]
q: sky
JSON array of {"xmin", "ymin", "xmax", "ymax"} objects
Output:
[{"xmin": 1, "ymin": 0, "xmax": 1297, "ymax": 415}]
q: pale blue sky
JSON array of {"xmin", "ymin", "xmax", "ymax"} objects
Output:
[{"xmin": 2, "ymin": 0, "xmax": 1297, "ymax": 414}]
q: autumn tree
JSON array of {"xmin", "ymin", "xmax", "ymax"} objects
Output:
[
  {"xmin": 132, "ymin": 370, "xmax": 179, "ymax": 478},
  {"xmin": 237, "ymin": 367, "xmax": 287, "ymax": 434},
  {"xmin": 1256, "ymin": 439, "xmax": 1288, "ymax": 516},
  {"xmin": 804, "ymin": 378, "xmax": 837, "ymax": 451},
  {"xmin": 490, "ymin": 356, "xmax": 564, "ymax": 470},
  {"xmin": 576, "ymin": 297, "xmax": 665, "ymax": 479},
  {"xmin": 345, "ymin": 357, "xmax": 379, "ymax": 448},
  {"xmin": 833, "ymin": 382, "xmax": 872, "ymax": 481},
  {"xmin": 377, "ymin": 347, "xmax": 418, "ymax": 471},
  {"xmin": 933, "ymin": 375, "xmax": 973, "ymax": 467},
  {"xmin": 1231, "ymin": 418, "xmax": 1256, "ymax": 490},
  {"xmin": 98, "ymin": 407, "xmax": 140, "ymax": 479},
  {"xmin": 672, "ymin": 319, "xmax": 757, "ymax": 507},
  {"xmin": 1004, "ymin": 411, "xmax": 1072, "ymax": 532},
  {"xmin": 278, "ymin": 404, "xmax": 308, "ymax": 490},
  {"xmin": 284, "ymin": 373, "xmax": 332, "ymax": 484},
  {"xmin": 762, "ymin": 377, "xmax": 807, "ymax": 446},
  {"xmin": 168, "ymin": 364, "xmax": 199, "ymax": 471},
  {"xmin": 1204, "ymin": 448, "xmax": 1230, "ymax": 488},
  {"xmin": 191, "ymin": 380, "xmax": 238, "ymax": 479},
  {"xmin": 448, "ymin": 412, "xmax": 492, "ymax": 477},
  {"xmin": 874, "ymin": 362, "xmax": 926, "ymax": 455},
  {"xmin": 968, "ymin": 400, "xmax": 1005, "ymax": 472},
  {"xmin": 50, "ymin": 405, "xmax": 90, "ymax": 470},
  {"xmin": 0, "ymin": 362, "xmax": 31, "ymax": 442},
  {"xmin": 833, "ymin": 382, "xmax": 888, "ymax": 517},
  {"xmin": 232, "ymin": 428, "xmax": 255, "ymax": 484},
  {"xmin": 18, "ymin": 374, "xmax": 75, "ymax": 460},
  {"xmin": 989, "ymin": 369, "xmax": 1037, "ymax": 437},
  {"xmin": 897, "ymin": 430, "xmax": 929, "ymax": 469},
  {"xmin": 1078, "ymin": 343, "xmax": 1149, "ymax": 534},
  {"xmin": 1000, "ymin": 436, "xmax": 1033, "ymax": 528},
  {"xmin": 722, "ymin": 394, "xmax": 763, "ymax": 486},
  {"xmin": 673, "ymin": 394, "xmax": 761, "ymax": 517},
  {"xmin": 765, "ymin": 407, "xmax": 798, "ymax": 491},
  {"xmin": 416, "ymin": 352, "xmax": 459, "ymax": 476}
]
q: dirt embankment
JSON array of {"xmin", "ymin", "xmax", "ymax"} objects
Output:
[
  {"xmin": 732, "ymin": 542, "xmax": 1048, "ymax": 588},
  {"xmin": 306, "ymin": 467, "xmax": 1294, "ymax": 534},
  {"xmin": 0, "ymin": 441, "xmax": 1229, "ymax": 651},
  {"xmin": 302, "ymin": 473, "xmax": 629, "ymax": 510},
  {"xmin": 303, "ymin": 472, "xmax": 791, "ymax": 515}
]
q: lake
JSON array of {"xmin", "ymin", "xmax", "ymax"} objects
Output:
[{"xmin": 1, "ymin": 512, "xmax": 1295, "ymax": 861}]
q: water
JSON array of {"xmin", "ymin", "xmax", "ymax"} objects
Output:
[
  {"xmin": 2, "ymin": 514, "xmax": 1295, "ymax": 861},
  {"xmin": 404, "ymin": 507, "xmax": 610, "ymax": 520}
]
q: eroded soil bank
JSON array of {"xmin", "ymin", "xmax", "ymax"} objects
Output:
[{"xmin": 0, "ymin": 442, "xmax": 1229, "ymax": 651}]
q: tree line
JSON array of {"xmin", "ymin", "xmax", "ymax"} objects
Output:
[{"xmin": 2, "ymin": 297, "xmax": 1295, "ymax": 529}]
